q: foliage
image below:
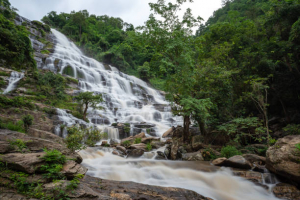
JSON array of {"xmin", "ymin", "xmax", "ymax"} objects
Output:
[
  {"xmin": 22, "ymin": 114, "xmax": 34, "ymax": 132},
  {"xmin": 146, "ymin": 142, "xmax": 152, "ymax": 151},
  {"xmin": 220, "ymin": 145, "xmax": 242, "ymax": 158},
  {"xmin": 40, "ymin": 148, "xmax": 66, "ymax": 180},
  {"xmin": 65, "ymin": 126, "xmax": 104, "ymax": 152},
  {"xmin": 9, "ymin": 139, "xmax": 28, "ymax": 152},
  {"xmin": 283, "ymin": 124, "xmax": 300, "ymax": 135},
  {"xmin": 0, "ymin": 118, "xmax": 25, "ymax": 133},
  {"xmin": 296, "ymin": 143, "xmax": 300, "ymax": 152},
  {"xmin": 0, "ymin": 9, "xmax": 36, "ymax": 70},
  {"xmin": 202, "ymin": 148, "xmax": 217, "ymax": 161},
  {"xmin": 134, "ymin": 137, "xmax": 141, "ymax": 144},
  {"xmin": 122, "ymin": 140, "xmax": 131, "ymax": 148},
  {"xmin": 0, "ymin": 95, "xmax": 35, "ymax": 109}
]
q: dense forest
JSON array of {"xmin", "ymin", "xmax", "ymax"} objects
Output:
[{"xmin": 41, "ymin": 0, "xmax": 300, "ymax": 146}]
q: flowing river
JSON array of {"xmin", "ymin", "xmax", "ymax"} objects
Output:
[{"xmin": 44, "ymin": 29, "xmax": 280, "ymax": 200}]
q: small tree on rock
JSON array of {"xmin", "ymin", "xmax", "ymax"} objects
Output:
[{"xmin": 74, "ymin": 91, "xmax": 104, "ymax": 121}]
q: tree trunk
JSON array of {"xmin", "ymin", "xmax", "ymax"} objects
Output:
[
  {"xmin": 183, "ymin": 115, "xmax": 191, "ymax": 143},
  {"xmin": 197, "ymin": 119, "xmax": 207, "ymax": 136},
  {"xmin": 83, "ymin": 103, "xmax": 88, "ymax": 121}
]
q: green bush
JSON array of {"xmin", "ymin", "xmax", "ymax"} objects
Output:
[
  {"xmin": 202, "ymin": 148, "xmax": 217, "ymax": 161},
  {"xmin": 221, "ymin": 145, "xmax": 242, "ymax": 158},
  {"xmin": 122, "ymin": 140, "xmax": 131, "ymax": 148},
  {"xmin": 22, "ymin": 114, "xmax": 34, "ymax": 132},
  {"xmin": 296, "ymin": 143, "xmax": 300, "ymax": 152},
  {"xmin": 0, "ymin": 118, "xmax": 25, "ymax": 133},
  {"xmin": 146, "ymin": 142, "xmax": 152, "ymax": 151},
  {"xmin": 134, "ymin": 137, "xmax": 141, "ymax": 144},
  {"xmin": 40, "ymin": 149, "xmax": 66, "ymax": 180},
  {"xmin": 0, "ymin": 71, "xmax": 10, "ymax": 76},
  {"xmin": 0, "ymin": 95, "xmax": 35, "ymax": 109},
  {"xmin": 283, "ymin": 124, "xmax": 300, "ymax": 135},
  {"xmin": 9, "ymin": 139, "xmax": 28, "ymax": 152}
]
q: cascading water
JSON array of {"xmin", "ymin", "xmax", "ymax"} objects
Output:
[
  {"xmin": 44, "ymin": 29, "xmax": 181, "ymax": 138},
  {"xmin": 79, "ymin": 148, "xmax": 280, "ymax": 200},
  {"xmin": 44, "ymin": 29, "xmax": 280, "ymax": 200},
  {"xmin": 3, "ymin": 71, "xmax": 24, "ymax": 94}
]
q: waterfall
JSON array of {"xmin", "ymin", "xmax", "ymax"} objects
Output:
[
  {"xmin": 3, "ymin": 71, "xmax": 24, "ymax": 94},
  {"xmin": 43, "ymin": 29, "xmax": 181, "ymax": 138}
]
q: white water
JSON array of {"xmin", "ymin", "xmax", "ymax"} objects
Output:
[
  {"xmin": 80, "ymin": 148, "xmax": 280, "ymax": 200},
  {"xmin": 43, "ymin": 29, "xmax": 181, "ymax": 137},
  {"xmin": 45, "ymin": 29, "xmax": 281, "ymax": 200},
  {"xmin": 3, "ymin": 71, "xmax": 24, "ymax": 94}
]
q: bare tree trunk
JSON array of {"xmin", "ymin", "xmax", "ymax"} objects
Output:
[
  {"xmin": 197, "ymin": 120, "xmax": 207, "ymax": 136},
  {"xmin": 183, "ymin": 115, "xmax": 191, "ymax": 143},
  {"xmin": 83, "ymin": 103, "xmax": 88, "ymax": 121}
]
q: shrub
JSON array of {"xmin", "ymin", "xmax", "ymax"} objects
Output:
[
  {"xmin": 40, "ymin": 149, "xmax": 66, "ymax": 180},
  {"xmin": 9, "ymin": 139, "xmax": 28, "ymax": 152},
  {"xmin": 0, "ymin": 118, "xmax": 25, "ymax": 133},
  {"xmin": 283, "ymin": 124, "xmax": 300, "ymax": 135},
  {"xmin": 221, "ymin": 145, "xmax": 242, "ymax": 158},
  {"xmin": 122, "ymin": 140, "xmax": 131, "ymax": 148},
  {"xmin": 202, "ymin": 148, "xmax": 217, "ymax": 161},
  {"xmin": 124, "ymin": 126, "xmax": 130, "ymax": 134},
  {"xmin": 0, "ymin": 95, "xmax": 34, "ymax": 109},
  {"xmin": 134, "ymin": 137, "xmax": 142, "ymax": 144},
  {"xmin": 22, "ymin": 114, "xmax": 34, "ymax": 132},
  {"xmin": 111, "ymin": 123, "xmax": 117, "ymax": 126},
  {"xmin": 146, "ymin": 143, "xmax": 152, "ymax": 151}
]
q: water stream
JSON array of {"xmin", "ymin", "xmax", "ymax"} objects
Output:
[
  {"xmin": 3, "ymin": 71, "xmax": 24, "ymax": 94},
  {"xmin": 46, "ymin": 29, "xmax": 280, "ymax": 200}
]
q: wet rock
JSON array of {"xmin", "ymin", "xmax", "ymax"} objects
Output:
[
  {"xmin": 226, "ymin": 155, "xmax": 252, "ymax": 169},
  {"xmin": 28, "ymin": 128, "xmax": 64, "ymax": 145},
  {"xmin": 191, "ymin": 135, "xmax": 205, "ymax": 151},
  {"xmin": 252, "ymin": 164, "xmax": 266, "ymax": 173},
  {"xmin": 164, "ymin": 146, "xmax": 170, "ymax": 158},
  {"xmin": 272, "ymin": 183, "xmax": 300, "ymax": 200},
  {"xmin": 127, "ymin": 149, "xmax": 144, "ymax": 157},
  {"xmin": 165, "ymin": 138, "xmax": 173, "ymax": 144},
  {"xmin": 182, "ymin": 152, "xmax": 204, "ymax": 161},
  {"xmin": 243, "ymin": 154, "xmax": 266, "ymax": 165},
  {"xmin": 141, "ymin": 137, "xmax": 160, "ymax": 144},
  {"xmin": 178, "ymin": 146, "xmax": 187, "ymax": 154},
  {"xmin": 116, "ymin": 146, "xmax": 127, "ymax": 154},
  {"xmin": 170, "ymin": 140, "xmax": 179, "ymax": 160},
  {"xmin": 232, "ymin": 170, "xmax": 264, "ymax": 183},
  {"xmin": 112, "ymin": 150, "xmax": 119, "ymax": 155},
  {"xmin": 121, "ymin": 132, "xmax": 146, "ymax": 143},
  {"xmin": 133, "ymin": 122, "xmax": 155, "ymax": 129},
  {"xmin": 266, "ymin": 135, "xmax": 300, "ymax": 186},
  {"xmin": 212, "ymin": 157, "xmax": 227, "ymax": 166},
  {"xmin": 109, "ymin": 139, "xmax": 118, "ymax": 146},
  {"xmin": 151, "ymin": 141, "xmax": 165, "ymax": 149},
  {"xmin": 162, "ymin": 127, "xmax": 175, "ymax": 138},
  {"xmin": 101, "ymin": 141, "xmax": 108, "ymax": 146},
  {"xmin": 155, "ymin": 151, "xmax": 167, "ymax": 160},
  {"xmin": 130, "ymin": 143, "xmax": 147, "ymax": 151},
  {"xmin": 61, "ymin": 160, "xmax": 88, "ymax": 179}
]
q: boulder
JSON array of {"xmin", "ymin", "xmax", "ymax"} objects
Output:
[
  {"xmin": 141, "ymin": 137, "xmax": 160, "ymax": 144},
  {"xmin": 272, "ymin": 183, "xmax": 300, "ymax": 200},
  {"xmin": 266, "ymin": 135, "xmax": 300, "ymax": 185},
  {"xmin": 170, "ymin": 140, "xmax": 179, "ymax": 160},
  {"xmin": 109, "ymin": 139, "xmax": 119, "ymax": 146},
  {"xmin": 164, "ymin": 146, "xmax": 170, "ymax": 158},
  {"xmin": 226, "ymin": 155, "xmax": 252, "ymax": 169},
  {"xmin": 243, "ymin": 154, "xmax": 266, "ymax": 165},
  {"xmin": 212, "ymin": 157, "xmax": 227, "ymax": 166},
  {"xmin": 182, "ymin": 152, "xmax": 204, "ymax": 161},
  {"xmin": 28, "ymin": 128, "xmax": 64, "ymax": 145},
  {"xmin": 127, "ymin": 149, "xmax": 144, "ymax": 157},
  {"xmin": 112, "ymin": 150, "xmax": 119, "ymax": 155},
  {"xmin": 0, "ymin": 152, "xmax": 45, "ymax": 174},
  {"xmin": 121, "ymin": 132, "xmax": 146, "ymax": 143},
  {"xmin": 155, "ymin": 151, "xmax": 167, "ymax": 160},
  {"xmin": 61, "ymin": 160, "xmax": 88, "ymax": 179},
  {"xmin": 130, "ymin": 143, "xmax": 147, "ymax": 151},
  {"xmin": 116, "ymin": 146, "xmax": 127, "ymax": 154},
  {"xmin": 101, "ymin": 141, "xmax": 108, "ymax": 146},
  {"xmin": 162, "ymin": 127, "xmax": 175, "ymax": 138}
]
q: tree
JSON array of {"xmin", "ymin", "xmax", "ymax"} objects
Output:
[
  {"xmin": 74, "ymin": 92, "xmax": 104, "ymax": 121},
  {"xmin": 142, "ymin": 0, "xmax": 202, "ymax": 142},
  {"xmin": 22, "ymin": 114, "xmax": 34, "ymax": 133}
]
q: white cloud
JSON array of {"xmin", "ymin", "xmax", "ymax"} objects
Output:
[{"xmin": 10, "ymin": 0, "xmax": 222, "ymax": 26}]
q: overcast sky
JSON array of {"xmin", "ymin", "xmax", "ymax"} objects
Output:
[{"xmin": 10, "ymin": 0, "xmax": 222, "ymax": 27}]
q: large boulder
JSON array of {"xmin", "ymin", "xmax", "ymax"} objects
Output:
[
  {"xmin": 130, "ymin": 143, "xmax": 147, "ymax": 151},
  {"xmin": 141, "ymin": 137, "xmax": 160, "ymax": 144},
  {"xmin": 121, "ymin": 132, "xmax": 146, "ymax": 143},
  {"xmin": 170, "ymin": 140, "xmax": 179, "ymax": 160},
  {"xmin": 127, "ymin": 149, "xmax": 144, "ymax": 157},
  {"xmin": 162, "ymin": 127, "xmax": 175, "ymax": 138},
  {"xmin": 116, "ymin": 145, "xmax": 127, "ymax": 154},
  {"xmin": 61, "ymin": 160, "xmax": 88, "ymax": 179},
  {"xmin": 212, "ymin": 157, "xmax": 227, "ymax": 166},
  {"xmin": 272, "ymin": 183, "xmax": 300, "ymax": 200},
  {"xmin": 182, "ymin": 152, "xmax": 204, "ymax": 161},
  {"xmin": 212, "ymin": 156, "xmax": 252, "ymax": 169},
  {"xmin": 266, "ymin": 135, "xmax": 300, "ymax": 185},
  {"xmin": 243, "ymin": 154, "xmax": 266, "ymax": 165}
]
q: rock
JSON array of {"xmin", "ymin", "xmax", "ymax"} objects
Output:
[
  {"xmin": 172, "ymin": 126, "xmax": 184, "ymax": 138},
  {"xmin": 28, "ymin": 128, "xmax": 64, "ymax": 145},
  {"xmin": 151, "ymin": 141, "xmax": 165, "ymax": 149},
  {"xmin": 121, "ymin": 132, "xmax": 146, "ymax": 143},
  {"xmin": 112, "ymin": 150, "xmax": 119, "ymax": 155},
  {"xmin": 253, "ymin": 165, "xmax": 266, "ymax": 173},
  {"xmin": 133, "ymin": 122, "xmax": 155, "ymax": 129},
  {"xmin": 165, "ymin": 139, "xmax": 173, "ymax": 144},
  {"xmin": 0, "ymin": 129, "xmax": 82, "ymax": 163},
  {"xmin": 116, "ymin": 146, "xmax": 127, "ymax": 154},
  {"xmin": 226, "ymin": 155, "xmax": 252, "ymax": 169},
  {"xmin": 61, "ymin": 160, "xmax": 88, "ymax": 179},
  {"xmin": 164, "ymin": 146, "xmax": 170, "ymax": 158},
  {"xmin": 127, "ymin": 149, "xmax": 144, "ymax": 157},
  {"xmin": 155, "ymin": 151, "xmax": 166, "ymax": 160},
  {"xmin": 43, "ymin": 180, "xmax": 99, "ymax": 199},
  {"xmin": 0, "ymin": 152, "xmax": 45, "ymax": 174},
  {"xmin": 101, "ymin": 141, "xmax": 108, "ymax": 146},
  {"xmin": 182, "ymin": 152, "xmax": 204, "ymax": 161},
  {"xmin": 212, "ymin": 157, "xmax": 227, "ymax": 166},
  {"xmin": 272, "ymin": 183, "xmax": 300, "ymax": 200},
  {"xmin": 162, "ymin": 127, "xmax": 175, "ymax": 138},
  {"xmin": 141, "ymin": 137, "xmax": 160, "ymax": 144},
  {"xmin": 266, "ymin": 135, "xmax": 300, "ymax": 185},
  {"xmin": 191, "ymin": 135, "xmax": 205, "ymax": 151},
  {"xmin": 170, "ymin": 140, "xmax": 179, "ymax": 160},
  {"xmin": 109, "ymin": 139, "xmax": 118, "ymax": 146},
  {"xmin": 130, "ymin": 143, "xmax": 147, "ymax": 151},
  {"xmin": 243, "ymin": 154, "xmax": 266, "ymax": 165}
]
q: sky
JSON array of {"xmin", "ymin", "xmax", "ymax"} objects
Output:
[{"xmin": 10, "ymin": 0, "xmax": 223, "ymax": 27}]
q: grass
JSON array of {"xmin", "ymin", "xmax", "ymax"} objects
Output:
[
  {"xmin": 134, "ymin": 137, "xmax": 142, "ymax": 144},
  {"xmin": 41, "ymin": 50, "xmax": 50, "ymax": 54},
  {"xmin": 149, "ymin": 78, "xmax": 166, "ymax": 91}
]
